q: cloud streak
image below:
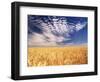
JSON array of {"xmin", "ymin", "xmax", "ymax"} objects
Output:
[{"xmin": 28, "ymin": 15, "xmax": 87, "ymax": 46}]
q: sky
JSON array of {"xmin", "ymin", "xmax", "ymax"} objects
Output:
[{"xmin": 28, "ymin": 15, "xmax": 88, "ymax": 47}]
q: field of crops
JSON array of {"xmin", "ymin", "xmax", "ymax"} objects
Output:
[{"xmin": 28, "ymin": 45, "xmax": 87, "ymax": 67}]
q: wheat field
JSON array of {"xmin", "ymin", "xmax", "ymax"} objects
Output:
[{"xmin": 28, "ymin": 45, "xmax": 87, "ymax": 67}]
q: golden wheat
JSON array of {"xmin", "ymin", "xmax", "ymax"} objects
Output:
[{"xmin": 28, "ymin": 45, "xmax": 87, "ymax": 67}]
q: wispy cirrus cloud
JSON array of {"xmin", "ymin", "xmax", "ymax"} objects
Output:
[
  {"xmin": 28, "ymin": 15, "xmax": 87, "ymax": 47},
  {"xmin": 75, "ymin": 22, "xmax": 87, "ymax": 31}
]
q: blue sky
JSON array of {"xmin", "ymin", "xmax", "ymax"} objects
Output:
[{"xmin": 28, "ymin": 15, "xmax": 87, "ymax": 46}]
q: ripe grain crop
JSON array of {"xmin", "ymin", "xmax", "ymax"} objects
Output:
[{"xmin": 28, "ymin": 45, "xmax": 87, "ymax": 67}]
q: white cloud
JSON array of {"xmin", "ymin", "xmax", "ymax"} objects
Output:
[
  {"xmin": 28, "ymin": 17, "xmax": 87, "ymax": 46},
  {"xmin": 75, "ymin": 22, "xmax": 87, "ymax": 31},
  {"xmin": 28, "ymin": 32, "xmax": 65, "ymax": 46}
]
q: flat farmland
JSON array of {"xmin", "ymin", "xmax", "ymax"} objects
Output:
[{"xmin": 28, "ymin": 45, "xmax": 87, "ymax": 67}]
